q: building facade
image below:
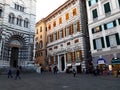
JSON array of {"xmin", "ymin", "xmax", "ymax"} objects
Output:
[
  {"xmin": 35, "ymin": 18, "xmax": 47, "ymax": 67},
  {"xmin": 45, "ymin": 0, "xmax": 90, "ymax": 72},
  {"xmin": 0, "ymin": 0, "xmax": 36, "ymax": 68},
  {"xmin": 86, "ymin": 0, "xmax": 120, "ymax": 69}
]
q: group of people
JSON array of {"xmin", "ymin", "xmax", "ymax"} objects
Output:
[{"xmin": 8, "ymin": 66, "xmax": 21, "ymax": 80}]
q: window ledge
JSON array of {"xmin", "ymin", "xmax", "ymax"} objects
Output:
[
  {"xmin": 97, "ymin": 49, "xmax": 102, "ymax": 51},
  {"xmin": 110, "ymin": 46, "xmax": 117, "ymax": 49}
]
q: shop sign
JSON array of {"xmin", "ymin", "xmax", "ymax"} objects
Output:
[
  {"xmin": 97, "ymin": 58, "xmax": 106, "ymax": 64},
  {"xmin": 111, "ymin": 58, "xmax": 120, "ymax": 64}
]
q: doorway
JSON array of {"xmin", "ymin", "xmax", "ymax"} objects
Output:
[
  {"xmin": 61, "ymin": 56, "xmax": 65, "ymax": 71},
  {"xmin": 10, "ymin": 47, "xmax": 19, "ymax": 67}
]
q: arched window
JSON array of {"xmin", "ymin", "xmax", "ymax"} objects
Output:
[
  {"xmin": 40, "ymin": 40, "xmax": 43, "ymax": 49},
  {"xmin": 8, "ymin": 13, "xmax": 15, "ymax": 24},
  {"xmin": 16, "ymin": 15, "xmax": 22, "ymax": 26},
  {"xmin": 0, "ymin": 8, "xmax": 2, "ymax": 18},
  {"xmin": 24, "ymin": 18, "xmax": 29, "ymax": 28}
]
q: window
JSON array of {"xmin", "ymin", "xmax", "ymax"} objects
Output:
[
  {"xmin": 16, "ymin": 16, "xmax": 22, "ymax": 26},
  {"xmin": 40, "ymin": 40, "xmax": 43, "ymax": 49},
  {"xmin": 36, "ymin": 29, "xmax": 38, "ymax": 34},
  {"xmin": 50, "ymin": 34, "xmax": 53, "ymax": 42},
  {"xmin": 66, "ymin": 27, "xmax": 69, "ymax": 36},
  {"xmin": 92, "ymin": 26, "xmax": 102, "ymax": 33},
  {"xmin": 93, "ymin": 37, "xmax": 105, "ymax": 49},
  {"xmin": 76, "ymin": 50, "xmax": 82, "ymax": 61},
  {"xmin": 48, "ymin": 36, "xmax": 50, "ymax": 43},
  {"xmin": 104, "ymin": 2, "xmax": 111, "ymax": 14},
  {"xmin": 54, "ymin": 33, "xmax": 57, "ymax": 41},
  {"xmin": 118, "ymin": 0, "xmax": 120, "ymax": 7},
  {"xmin": 118, "ymin": 18, "xmax": 120, "ymax": 25},
  {"xmin": 66, "ymin": 13, "xmax": 69, "ymax": 20},
  {"xmin": 54, "ymin": 46, "xmax": 58, "ymax": 49},
  {"xmin": 92, "ymin": 9, "xmax": 98, "ymax": 19},
  {"xmin": 15, "ymin": 4, "xmax": 24, "ymax": 12},
  {"xmin": 59, "ymin": 17, "xmax": 62, "ymax": 24},
  {"xmin": 72, "ymin": 8, "xmax": 77, "ymax": 16},
  {"xmin": 48, "ymin": 24, "xmax": 51, "ymax": 30},
  {"xmin": 67, "ymin": 42, "xmax": 70, "ymax": 45},
  {"xmin": 59, "ymin": 30, "xmax": 63, "ymax": 39},
  {"xmin": 40, "ymin": 35, "xmax": 42, "ymax": 39},
  {"xmin": 104, "ymin": 21, "xmax": 116, "ymax": 30},
  {"xmin": 8, "ymin": 13, "xmax": 15, "ymax": 24},
  {"xmin": 88, "ymin": 0, "xmax": 98, "ymax": 6},
  {"xmin": 73, "ymin": 23, "xmax": 77, "ymax": 33},
  {"xmin": 0, "ymin": 8, "xmax": 2, "ymax": 18},
  {"xmin": 53, "ymin": 21, "xmax": 56, "ymax": 27},
  {"xmin": 36, "ymin": 42, "xmax": 39, "ymax": 49},
  {"xmin": 40, "ymin": 26, "xmax": 42, "ymax": 32},
  {"xmin": 67, "ymin": 52, "xmax": 72, "ymax": 62},
  {"xmin": 24, "ymin": 18, "xmax": 29, "ymax": 28},
  {"xmin": 106, "ymin": 33, "xmax": 120, "ymax": 47}
]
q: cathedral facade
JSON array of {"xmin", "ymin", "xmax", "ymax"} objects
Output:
[{"xmin": 0, "ymin": 0, "xmax": 36, "ymax": 68}]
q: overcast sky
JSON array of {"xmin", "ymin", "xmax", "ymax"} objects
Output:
[{"xmin": 36, "ymin": 0, "xmax": 67, "ymax": 22}]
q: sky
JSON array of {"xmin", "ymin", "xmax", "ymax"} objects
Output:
[{"xmin": 36, "ymin": 0, "xmax": 68, "ymax": 22}]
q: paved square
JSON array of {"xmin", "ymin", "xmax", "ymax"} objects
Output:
[{"xmin": 0, "ymin": 72, "xmax": 120, "ymax": 90}]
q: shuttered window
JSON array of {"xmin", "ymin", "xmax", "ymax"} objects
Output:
[
  {"xmin": 118, "ymin": 18, "xmax": 120, "ymax": 25},
  {"xmin": 92, "ymin": 9, "xmax": 98, "ymax": 19},
  {"xmin": 118, "ymin": 0, "xmax": 120, "ymax": 7},
  {"xmin": 93, "ymin": 37, "xmax": 105, "ymax": 49},
  {"xmin": 104, "ymin": 20, "xmax": 116, "ymax": 30},
  {"xmin": 115, "ymin": 33, "xmax": 120, "ymax": 45},
  {"xmin": 104, "ymin": 2, "xmax": 111, "ymax": 13}
]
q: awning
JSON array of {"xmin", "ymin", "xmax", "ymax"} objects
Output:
[
  {"xmin": 97, "ymin": 58, "xmax": 106, "ymax": 64},
  {"xmin": 66, "ymin": 64, "xmax": 72, "ymax": 66},
  {"xmin": 111, "ymin": 58, "xmax": 120, "ymax": 64},
  {"xmin": 75, "ymin": 63, "xmax": 81, "ymax": 66}
]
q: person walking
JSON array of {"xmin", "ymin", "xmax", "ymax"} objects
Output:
[
  {"xmin": 73, "ymin": 69, "xmax": 76, "ymax": 77},
  {"xmin": 15, "ymin": 68, "xmax": 21, "ymax": 80},
  {"xmin": 7, "ymin": 68, "xmax": 13, "ymax": 78}
]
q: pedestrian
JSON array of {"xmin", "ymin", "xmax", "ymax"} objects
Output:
[
  {"xmin": 7, "ymin": 68, "xmax": 13, "ymax": 78},
  {"xmin": 15, "ymin": 68, "xmax": 21, "ymax": 80},
  {"xmin": 53, "ymin": 66, "xmax": 58, "ymax": 74},
  {"xmin": 73, "ymin": 69, "xmax": 76, "ymax": 77}
]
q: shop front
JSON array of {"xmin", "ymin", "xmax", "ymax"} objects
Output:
[{"xmin": 111, "ymin": 58, "xmax": 120, "ymax": 77}]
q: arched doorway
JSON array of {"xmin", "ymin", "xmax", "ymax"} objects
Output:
[
  {"xmin": 9, "ymin": 38, "xmax": 22, "ymax": 67},
  {"xmin": 61, "ymin": 56, "xmax": 65, "ymax": 71},
  {"xmin": 10, "ymin": 47, "xmax": 19, "ymax": 67}
]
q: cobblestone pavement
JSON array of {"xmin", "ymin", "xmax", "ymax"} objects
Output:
[{"xmin": 0, "ymin": 72, "xmax": 120, "ymax": 90}]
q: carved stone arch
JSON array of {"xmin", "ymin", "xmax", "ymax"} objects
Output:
[{"xmin": 6, "ymin": 32, "xmax": 27, "ymax": 47}]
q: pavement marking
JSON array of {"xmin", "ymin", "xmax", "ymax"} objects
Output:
[{"xmin": 62, "ymin": 86, "xmax": 70, "ymax": 88}]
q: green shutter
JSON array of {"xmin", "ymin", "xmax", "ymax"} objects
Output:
[
  {"xmin": 93, "ymin": 39, "xmax": 96, "ymax": 49},
  {"xmin": 101, "ymin": 37, "xmax": 105, "ymax": 48},
  {"xmin": 113, "ymin": 20, "xmax": 116, "ymax": 27},
  {"xmin": 104, "ymin": 2, "xmax": 111, "ymax": 13},
  {"xmin": 115, "ymin": 33, "xmax": 120, "ymax": 45},
  {"xmin": 118, "ymin": 18, "xmax": 120, "ymax": 25},
  {"xmin": 104, "ymin": 24, "xmax": 107, "ymax": 30},
  {"xmin": 88, "ymin": 1, "xmax": 91, "ymax": 6},
  {"xmin": 92, "ymin": 9, "xmax": 98, "ymax": 19},
  {"xmin": 99, "ymin": 26, "xmax": 102, "ymax": 31},
  {"xmin": 118, "ymin": 0, "xmax": 120, "ymax": 7},
  {"xmin": 106, "ymin": 36, "xmax": 110, "ymax": 47},
  {"xmin": 92, "ymin": 28, "xmax": 94, "ymax": 34}
]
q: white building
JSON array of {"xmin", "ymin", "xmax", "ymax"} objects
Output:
[
  {"xmin": 0, "ymin": 0, "xmax": 36, "ymax": 68},
  {"xmin": 86, "ymin": 0, "xmax": 120, "ymax": 68},
  {"xmin": 45, "ymin": 0, "xmax": 90, "ymax": 72}
]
